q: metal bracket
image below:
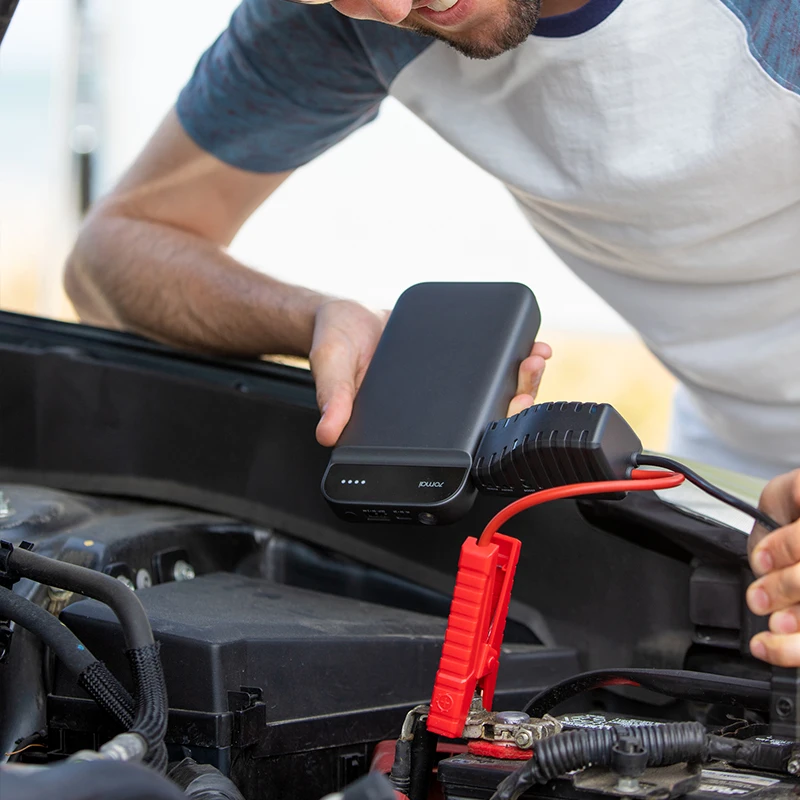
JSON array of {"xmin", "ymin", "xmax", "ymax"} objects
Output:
[{"xmin": 572, "ymin": 762, "xmax": 701, "ymax": 800}]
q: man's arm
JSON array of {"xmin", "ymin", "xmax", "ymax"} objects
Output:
[
  {"xmin": 64, "ymin": 107, "xmax": 551, "ymax": 445},
  {"xmin": 65, "ymin": 108, "xmax": 326, "ymax": 358},
  {"xmin": 65, "ymin": 109, "xmax": 399, "ymax": 445}
]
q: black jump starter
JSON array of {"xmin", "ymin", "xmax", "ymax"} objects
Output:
[{"xmin": 321, "ymin": 283, "xmax": 642, "ymax": 526}]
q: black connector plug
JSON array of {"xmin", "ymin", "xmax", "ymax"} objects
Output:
[{"xmin": 472, "ymin": 401, "xmax": 642, "ymax": 496}]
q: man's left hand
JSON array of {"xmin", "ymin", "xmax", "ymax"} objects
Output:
[
  {"xmin": 746, "ymin": 469, "xmax": 800, "ymax": 665},
  {"xmin": 506, "ymin": 341, "xmax": 552, "ymax": 417}
]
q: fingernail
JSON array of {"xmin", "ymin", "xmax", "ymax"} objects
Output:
[
  {"xmin": 773, "ymin": 611, "xmax": 798, "ymax": 634},
  {"xmin": 751, "ymin": 639, "xmax": 767, "ymax": 661},
  {"xmin": 754, "ymin": 550, "xmax": 773, "ymax": 574},
  {"xmin": 749, "ymin": 587, "xmax": 770, "ymax": 614}
]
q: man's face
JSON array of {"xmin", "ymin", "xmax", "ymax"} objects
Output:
[{"xmin": 331, "ymin": 0, "xmax": 542, "ymax": 59}]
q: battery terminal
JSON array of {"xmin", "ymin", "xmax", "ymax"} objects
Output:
[{"xmin": 462, "ymin": 703, "xmax": 561, "ymax": 749}]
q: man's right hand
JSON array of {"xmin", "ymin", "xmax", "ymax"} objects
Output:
[
  {"xmin": 310, "ymin": 298, "xmax": 552, "ymax": 447},
  {"xmin": 311, "ymin": 299, "xmax": 389, "ymax": 447}
]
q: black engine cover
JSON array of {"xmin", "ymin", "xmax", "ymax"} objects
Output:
[{"xmin": 55, "ymin": 573, "xmax": 579, "ymax": 800}]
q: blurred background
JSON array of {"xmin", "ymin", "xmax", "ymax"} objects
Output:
[{"xmin": 0, "ymin": 0, "xmax": 676, "ymax": 448}]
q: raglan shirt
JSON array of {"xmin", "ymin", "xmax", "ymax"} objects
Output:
[{"xmin": 176, "ymin": 0, "xmax": 800, "ymax": 480}]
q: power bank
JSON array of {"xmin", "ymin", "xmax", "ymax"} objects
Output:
[{"xmin": 321, "ymin": 282, "xmax": 541, "ymax": 525}]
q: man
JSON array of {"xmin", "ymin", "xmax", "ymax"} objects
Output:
[{"xmin": 63, "ymin": 0, "xmax": 800, "ymax": 663}]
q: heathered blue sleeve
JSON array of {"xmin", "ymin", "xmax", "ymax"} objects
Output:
[
  {"xmin": 720, "ymin": 0, "xmax": 800, "ymax": 94},
  {"xmin": 176, "ymin": 0, "xmax": 389, "ymax": 172}
]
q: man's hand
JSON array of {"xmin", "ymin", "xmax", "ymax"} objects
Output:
[
  {"xmin": 746, "ymin": 469, "xmax": 800, "ymax": 665},
  {"xmin": 311, "ymin": 299, "xmax": 390, "ymax": 447},
  {"xmin": 508, "ymin": 340, "xmax": 552, "ymax": 417},
  {"xmin": 310, "ymin": 299, "xmax": 552, "ymax": 447}
]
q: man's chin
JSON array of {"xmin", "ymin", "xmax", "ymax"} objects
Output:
[
  {"xmin": 402, "ymin": 20, "xmax": 523, "ymax": 59},
  {"xmin": 403, "ymin": 0, "xmax": 541, "ymax": 60}
]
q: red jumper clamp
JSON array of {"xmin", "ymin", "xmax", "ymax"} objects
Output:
[{"xmin": 427, "ymin": 531, "xmax": 522, "ymax": 739}]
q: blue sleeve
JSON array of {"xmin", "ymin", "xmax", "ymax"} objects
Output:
[
  {"xmin": 720, "ymin": 1, "xmax": 800, "ymax": 94},
  {"xmin": 176, "ymin": 0, "xmax": 388, "ymax": 173}
]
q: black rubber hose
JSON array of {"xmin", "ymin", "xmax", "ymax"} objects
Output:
[
  {"xmin": 5, "ymin": 546, "xmax": 168, "ymax": 766},
  {"xmin": 127, "ymin": 643, "xmax": 169, "ymax": 770},
  {"xmin": 78, "ymin": 660, "xmax": 136, "ymax": 729},
  {"xmin": 0, "ymin": 585, "xmax": 137, "ymax": 728},
  {"xmin": 490, "ymin": 722, "xmax": 707, "ymax": 800},
  {"xmin": 7, "ymin": 547, "xmax": 154, "ymax": 649},
  {"xmin": 0, "ymin": 585, "xmax": 95, "ymax": 677},
  {"xmin": 388, "ymin": 739, "xmax": 412, "ymax": 795},
  {"xmin": 524, "ymin": 668, "xmax": 770, "ymax": 718}
]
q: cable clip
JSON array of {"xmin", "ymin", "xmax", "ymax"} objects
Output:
[
  {"xmin": 0, "ymin": 541, "xmax": 34, "ymax": 664},
  {"xmin": 0, "ymin": 540, "xmax": 34, "ymax": 590},
  {"xmin": 427, "ymin": 532, "xmax": 522, "ymax": 739}
]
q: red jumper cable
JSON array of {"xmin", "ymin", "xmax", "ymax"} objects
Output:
[{"xmin": 426, "ymin": 469, "xmax": 685, "ymax": 740}]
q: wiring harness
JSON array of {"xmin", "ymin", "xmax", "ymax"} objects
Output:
[
  {"xmin": 491, "ymin": 722, "xmax": 708, "ymax": 800},
  {"xmin": 489, "ymin": 721, "xmax": 797, "ymax": 800}
]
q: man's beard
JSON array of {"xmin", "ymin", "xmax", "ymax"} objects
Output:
[{"xmin": 405, "ymin": 0, "xmax": 541, "ymax": 59}]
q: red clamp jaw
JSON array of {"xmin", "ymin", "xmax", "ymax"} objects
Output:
[{"xmin": 427, "ymin": 532, "xmax": 522, "ymax": 739}]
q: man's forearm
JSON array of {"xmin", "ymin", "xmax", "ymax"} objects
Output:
[{"xmin": 65, "ymin": 212, "xmax": 326, "ymax": 358}]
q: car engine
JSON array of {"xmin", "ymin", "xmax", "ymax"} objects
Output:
[{"xmin": 2, "ymin": 311, "xmax": 798, "ymax": 800}]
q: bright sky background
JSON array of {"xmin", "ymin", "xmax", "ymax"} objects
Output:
[{"xmin": 0, "ymin": 0, "xmax": 633, "ymax": 337}]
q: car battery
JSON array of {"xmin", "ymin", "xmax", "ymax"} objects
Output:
[{"xmin": 438, "ymin": 713, "xmax": 800, "ymax": 800}]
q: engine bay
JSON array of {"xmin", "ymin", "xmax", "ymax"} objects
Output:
[
  {"xmin": 1, "ymin": 311, "xmax": 797, "ymax": 800},
  {"xmin": 0, "ymin": 482, "xmax": 579, "ymax": 799}
]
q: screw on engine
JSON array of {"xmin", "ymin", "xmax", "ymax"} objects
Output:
[
  {"xmin": 173, "ymin": 560, "xmax": 196, "ymax": 582},
  {"xmin": 616, "ymin": 776, "xmax": 641, "ymax": 794},
  {"xmin": 136, "ymin": 569, "xmax": 153, "ymax": 590}
]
